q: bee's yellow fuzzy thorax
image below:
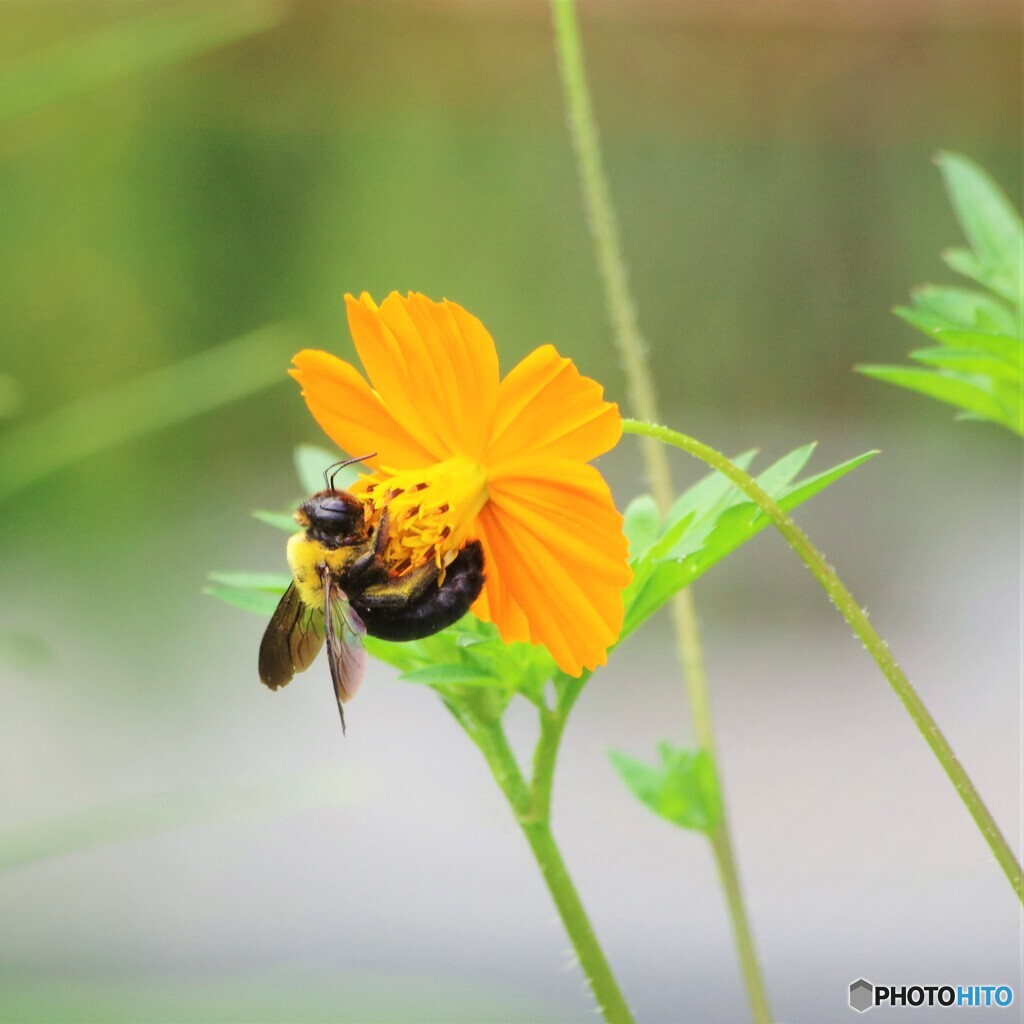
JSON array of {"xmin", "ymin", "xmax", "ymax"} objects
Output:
[{"xmin": 287, "ymin": 533, "xmax": 364, "ymax": 609}]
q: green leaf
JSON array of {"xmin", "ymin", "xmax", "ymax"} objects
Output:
[
  {"xmin": 399, "ymin": 664, "xmax": 500, "ymax": 687},
  {"xmin": 931, "ymin": 328, "xmax": 1023, "ymax": 367},
  {"xmin": 294, "ymin": 444, "xmax": 340, "ymax": 495},
  {"xmin": 206, "ymin": 571, "xmax": 291, "ymax": 591},
  {"xmin": 204, "ymin": 585, "xmax": 281, "ymax": 617},
  {"xmin": 909, "ymin": 347, "xmax": 1023, "ymax": 383},
  {"xmin": 0, "ymin": 1, "xmax": 284, "ymax": 123},
  {"xmin": 936, "ymin": 152, "xmax": 1024, "ymax": 305},
  {"xmin": 774, "ymin": 450, "xmax": 879, "ymax": 509},
  {"xmin": 623, "ymin": 495, "xmax": 661, "ymax": 558},
  {"xmin": 664, "ymin": 449, "xmax": 757, "ymax": 530},
  {"xmin": 752, "ymin": 442, "xmax": 816, "ymax": 495},
  {"xmin": 621, "ymin": 447, "xmax": 877, "ymax": 637},
  {"xmin": 872, "ymin": 157, "xmax": 1023, "ymax": 436},
  {"xmin": 204, "ymin": 572, "xmax": 290, "ymax": 616},
  {"xmin": 0, "ymin": 323, "xmax": 303, "ymax": 505},
  {"xmin": 252, "ymin": 509, "xmax": 299, "ymax": 532},
  {"xmin": 294, "ymin": 443, "xmax": 372, "ymax": 495},
  {"xmin": 858, "ymin": 365, "xmax": 1022, "ymax": 434},
  {"xmin": 897, "ymin": 285, "xmax": 1019, "ymax": 337},
  {"xmin": 652, "ymin": 450, "xmax": 758, "ymax": 561},
  {"xmin": 365, "ymin": 615, "xmax": 555, "ymax": 701},
  {"xmin": 610, "ymin": 745, "xmax": 721, "ymax": 832}
]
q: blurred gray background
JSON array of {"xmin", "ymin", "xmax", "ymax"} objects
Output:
[{"xmin": 1, "ymin": 1, "xmax": 1021, "ymax": 1021}]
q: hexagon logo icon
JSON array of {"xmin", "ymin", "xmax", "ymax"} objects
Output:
[{"xmin": 849, "ymin": 979, "xmax": 874, "ymax": 1013}]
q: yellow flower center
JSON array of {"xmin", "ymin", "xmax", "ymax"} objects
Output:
[{"xmin": 355, "ymin": 456, "xmax": 489, "ymax": 579}]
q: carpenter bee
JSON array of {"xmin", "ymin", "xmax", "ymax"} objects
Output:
[{"xmin": 258, "ymin": 458, "xmax": 485, "ymax": 731}]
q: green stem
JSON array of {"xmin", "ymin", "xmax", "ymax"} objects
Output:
[
  {"xmin": 709, "ymin": 824, "xmax": 773, "ymax": 1024},
  {"xmin": 551, "ymin": 2, "xmax": 773, "ymax": 1019},
  {"xmin": 453, "ymin": 703, "xmax": 636, "ymax": 1024},
  {"xmin": 623, "ymin": 418, "xmax": 1024, "ymax": 904}
]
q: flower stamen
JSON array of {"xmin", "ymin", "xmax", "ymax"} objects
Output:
[{"xmin": 353, "ymin": 455, "xmax": 489, "ymax": 578}]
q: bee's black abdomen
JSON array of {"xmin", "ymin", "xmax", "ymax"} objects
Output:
[{"xmin": 353, "ymin": 541, "xmax": 485, "ymax": 642}]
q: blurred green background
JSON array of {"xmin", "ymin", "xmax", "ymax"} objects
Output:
[{"xmin": 1, "ymin": 2, "xmax": 1021, "ymax": 1022}]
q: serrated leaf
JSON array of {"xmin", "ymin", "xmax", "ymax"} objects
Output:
[
  {"xmin": 253, "ymin": 509, "xmax": 299, "ymax": 532},
  {"xmin": 610, "ymin": 746, "xmax": 721, "ymax": 832},
  {"xmin": 875, "ymin": 157, "xmax": 1023, "ymax": 436},
  {"xmin": 858, "ymin": 365, "xmax": 1022, "ymax": 434},
  {"xmin": 936, "ymin": 152, "xmax": 1024, "ymax": 305},
  {"xmin": 621, "ymin": 448, "xmax": 877, "ymax": 637}
]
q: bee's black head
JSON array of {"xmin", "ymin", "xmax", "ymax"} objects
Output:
[{"xmin": 296, "ymin": 490, "xmax": 366, "ymax": 547}]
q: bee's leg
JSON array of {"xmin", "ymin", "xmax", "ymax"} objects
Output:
[
  {"xmin": 356, "ymin": 560, "xmax": 439, "ymax": 609},
  {"xmin": 373, "ymin": 508, "xmax": 390, "ymax": 556}
]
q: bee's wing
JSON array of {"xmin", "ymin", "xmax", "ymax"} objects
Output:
[
  {"xmin": 259, "ymin": 583, "xmax": 325, "ymax": 690},
  {"xmin": 323, "ymin": 572, "xmax": 367, "ymax": 731}
]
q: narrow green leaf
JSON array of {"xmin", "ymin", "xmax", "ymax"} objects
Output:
[
  {"xmin": 206, "ymin": 571, "xmax": 291, "ymax": 591},
  {"xmin": 753, "ymin": 443, "xmax": 817, "ymax": 495},
  {"xmin": 858, "ymin": 365, "xmax": 1022, "ymax": 433},
  {"xmin": 775, "ymin": 450, "xmax": 879, "ymax": 509},
  {"xmin": 941, "ymin": 247, "xmax": 1020, "ymax": 305},
  {"xmin": 936, "ymin": 152, "xmax": 1024, "ymax": 305},
  {"xmin": 252, "ymin": 509, "xmax": 299, "ymax": 532},
  {"xmin": 0, "ymin": 1, "xmax": 283, "ymax": 123},
  {"xmin": 204, "ymin": 585, "xmax": 281, "ymax": 617},
  {"xmin": 898, "ymin": 285, "xmax": 1019, "ymax": 336},
  {"xmin": 909, "ymin": 348, "xmax": 1023, "ymax": 383},
  {"xmin": 664, "ymin": 449, "xmax": 757, "ymax": 529},
  {"xmin": 931, "ymin": 328, "xmax": 1023, "ymax": 367},
  {"xmin": 0, "ymin": 324, "xmax": 303, "ymax": 505},
  {"xmin": 399, "ymin": 664, "xmax": 502, "ymax": 688}
]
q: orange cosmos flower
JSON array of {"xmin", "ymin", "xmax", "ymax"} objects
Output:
[{"xmin": 289, "ymin": 291, "xmax": 631, "ymax": 677}]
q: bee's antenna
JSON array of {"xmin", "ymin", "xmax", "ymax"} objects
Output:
[{"xmin": 323, "ymin": 453, "xmax": 377, "ymax": 491}]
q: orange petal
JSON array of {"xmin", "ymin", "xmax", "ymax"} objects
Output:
[
  {"xmin": 479, "ymin": 460, "xmax": 632, "ymax": 675},
  {"xmin": 346, "ymin": 292, "xmax": 499, "ymax": 462},
  {"xmin": 470, "ymin": 508, "xmax": 532, "ymax": 643},
  {"xmin": 290, "ymin": 349, "xmax": 438, "ymax": 470},
  {"xmin": 487, "ymin": 345, "xmax": 622, "ymax": 466}
]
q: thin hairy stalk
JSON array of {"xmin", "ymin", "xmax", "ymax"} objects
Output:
[
  {"xmin": 623, "ymin": 418, "xmax": 1024, "ymax": 903},
  {"xmin": 551, "ymin": 1, "xmax": 772, "ymax": 1017},
  {"xmin": 445, "ymin": 697, "xmax": 635, "ymax": 1024}
]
